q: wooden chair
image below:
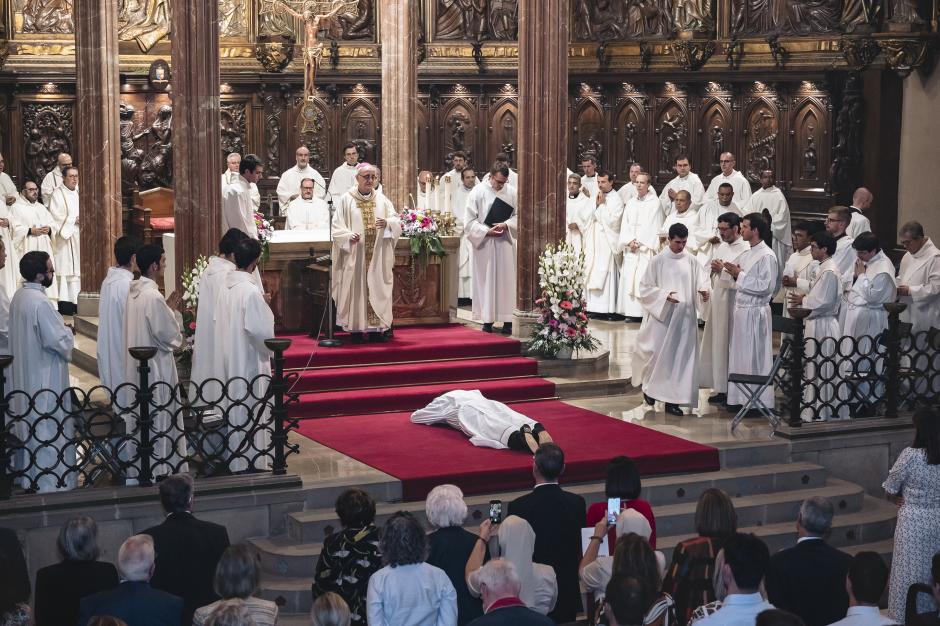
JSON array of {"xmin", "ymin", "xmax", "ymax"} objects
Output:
[{"xmin": 131, "ymin": 187, "xmax": 175, "ymax": 246}]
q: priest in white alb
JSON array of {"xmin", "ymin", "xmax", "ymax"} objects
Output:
[
  {"xmin": 466, "ymin": 163, "xmax": 517, "ymax": 335},
  {"xmin": 584, "ymin": 172, "xmax": 624, "ymax": 317},
  {"xmin": 285, "ymin": 177, "xmax": 330, "ymax": 230},
  {"xmin": 704, "ymin": 152, "xmax": 752, "ymax": 207},
  {"xmin": 659, "ymin": 155, "xmax": 705, "ymax": 215},
  {"xmin": 724, "ymin": 213, "xmax": 780, "ymax": 411},
  {"xmin": 618, "ymin": 172, "xmax": 662, "ymax": 318},
  {"xmin": 454, "ymin": 168, "xmax": 480, "ymax": 301},
  {"xmin": 415, "ymin": 170, "xmax": 431, "ymax": 210},
  {"xmin": 123, "ymin": 244, "xmax": 188, "ymax": 480},
  {"xmin": 0, "ymin": 241, "xmax": 9, "ymax": 354},
  {"xmin": 11, "ymin": 182, "xmax": 57, "ymax": 300},
  {"xmin": 580, "ymin": 155, "xmax": 599, "ymax": 198},
  {"xmin": 743, "ymin": 169, "xmax": 792, "ymax": 272},
  {"xmin": 692, "ymin": 182, "xmax": 740, "ymax": 268},
  {"xmin": 215, "ymin": 238, "xmax": 275, "ymax": 472},
  {"xmin": 437, "ymin": 151, "xmax": 467, "ymax": 211},
  {"xmin": 332, "ymin": 163, "xmax": 402, "ymax": 342},
  {"xmin": 0, "ymin": 153, "xmax": 16, "ymax": 202},
  {"xmin": 699, "ymin": 212, "xmax": 750, "ymax": 405},
  {"xmin": 660, "ymin": 191, "xmax": 699, "ymax": 255},
  {"xmin": 480, "ymin": 152, "xmax": 518, "ymax": 188},
  {"xmin": 779, "ymin": 222, "xmax": 819, "ymax": 317},
  {"xmin": 0, "ymin": 160, "xmax": 24, "ymax": 300},
  {"xmin": 565, "ymin": 173, "xmax": 591, "ymax": 259},
  {"xmin": 897, "ymin": 221, "xmax": 940, "ymax": 333},
  {"xmin": 97, "ymin": 236, "xmax": 141, "ymax": 408},
  {"xmin": 846, "ymin": 187, "xmax": 873, "ymax": 239},
  {"xmin": 617, "ymin": 163, "xmax": 656, "ymax": 204},
  {"xmin": 327, "ymin": 143, "xmax": 361, "ymax": 199},
  {"xmin": 633, "ymin": 223, "xmax": 710, "ymax": 416},
  {"xmin": 10, "ymin": 251, "xmax": 75, "ymax": 492},
  {"xmin": 276, "ymin": 145, "xmax": 326, "ymax": 207},
  {"xmin": 223, "ymin": 154, "xmax": 262, "ymax": 238},
  {"xmin": 825, "ymin": 206, "xmax": 857, "ymax": 280},
  {"xmin": 222, "ymin": 152, "xmax": 260, "ymax": 210},
  {"xmin": 40, "ymin": 152, "xmax": 74, "ymax": 203},
  {"xmin": 47, "ymin": 165, "xmax": 81, "ymax": 306}
]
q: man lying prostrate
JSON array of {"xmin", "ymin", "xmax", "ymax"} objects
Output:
[{"xmin": 411, "ymin": 390, "xmax": 553, "ymax": 454}]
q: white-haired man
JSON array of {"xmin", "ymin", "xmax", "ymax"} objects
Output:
[
  {"xmin": 464, "ymin": 559, "xmax": 554, "ymax": 626},
  {"xmin": 897, "ymin": 220, "xmax": 940, "ymax": 333},
  {"xmin": 78, "ymin": 534, "xmax": 183, "ymax": 626},
  {"xmin": 221, "ymin": 152, "xmax": 260, "ymax": 210}
]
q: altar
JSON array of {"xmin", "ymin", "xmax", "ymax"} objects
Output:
[{"xmin": 260, "ymin": 230, "xmax": 461, "ymax": 333}]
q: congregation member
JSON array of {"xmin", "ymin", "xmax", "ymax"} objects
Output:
[
  {"xmin": 827, "ymin": 552, "xmax": 894, "ymax": 626},
  {"xmin": 633, "ymin": 223, "xmax": 710, "ymax": 416},
  {"xmin": 705, "ymin": 152, "xmax": 752, "ymax": 207},
  {"xmin": 285, "ymin": 177, "xmax": 330, "ymax": 230},
  {"xmin": 580, "ymin": 154, "xmax": 599, "ymax": 197},
  {"xmin": 618, "ymin": 171, "xmax": 662, "ymax": 319},
  {"xmin": 437, "ymin": 151, "xmax": 468, "ymax": 210},
  {"xmin": 908, "ymin": 553, "xmax": 940, "ymax": 626},
  {"xmin": 659, "ymin": 155, "xmax": 705, "ymax": 215},
  {"xmin": 693, "ymin": 182, "xmax": 741, "ymax": 267},
  {"xmin": 78, "ymin": 534, "xmax": 182, "ymax": 626},
  {"xmin": 144, "ymin": 474, "xmax": 231, "ymax": 626},
  {"xmin": 780, "ymin": 222, "xmax": 820, "ymax": 318},
  {"xmin": 699, "ymin": 212, "xmax": 749, "ymax": 405},
  {"xmin": 603, "ymin": 575, "xmax": 649, "ymax": 626},
  {"xmin": 277, "ymin": 145, "xmax": 326, "ymax": 207},
  {"xmin": 40, "ymin": 152, "xmax": 73, "ymax": 202},
  {"xmin": 11, "ymin": 182, "xmax": 56, "ymax": 300},
  {"xmin": 47, "ymin": 165, "xmax": 81, "ymax": 308},
  {"xmin": 454, "ymin": 167, "xmax": 480, "ymax": 302},
  {"xmin": 10, "ymin": 250, "xmax": 75, "ymax": 492},
  {"xmin": 766, "ymin": 497, "xmax": 851, "ymax": 626},
  {"xmin": 312, "ymin": 488, "xmax": 382, "ymax": 625},
  {"xmin": 215, "ymin": 238, "xmax": 274, "ymax": 472},
  {"xmin": 579, "ymin": 511, "xmax": 664, "ymax": 602},
  {"xmin": 897, "ymin": 221, "xmax": 940, "ymax": 333},
  {"xmin": 0, "ymin": 526, "xmax": 29, "ymax": 623},
  {"xmin": 744, "ymin": 170, "xmax": 792, "ymax": 272},
  {"xmin": 825, "ymin": 206, "xmax": 857, "ymax": 279},
  {"xmin": 565, "ymin": 172, "xmax": 590, "ymax": 258},
  {"xmin": 617, "ymin": 163, "xmax": 656, "ymax": 204},
  {"xmin": 846, "ymin": 187, "xmax": 874, "ymax": 239},
  {"xmin": 223, "ymin": 154, "xmax": 263, "ymax": 238},
  {"xmin": 366, "ymin": 512, "xmax": 457, "ymax": 626},
  {"xmin": 585, "ymin": 171, "xmax": 624, "ymax": 318},
  {"xmin": 311, "ymin": 592, "xmax": 352, "ymax": 626},
  {"xmin": 585, "ymin": 455, "xmax": 657, "ymax": 548},
  {"xmin": 33, "ymin": 515, "xmax": 119, "ymax": 626},
  {"xmin": 331, "ymin": 163, "xmax": 401, "ymax": 343},
  {"xmin": 660, "ymin": 191, "xmax": 700, "ymax": 254},
  {"xmin": 124, "ymin": 244, "xmax": 187, "ymax": 480},
  {"xmin": 97, "ymin": 236, "xmax": 141, "ymax": 406},
  {"xmin": 691, "ymin": 533, "xmax": 774, "ymax": 625},
  {"xmin": 327, "ymin": 143, "xmax": 361, "ymax": 199},
  {"xmin": 724, "ymin": 213, "xmax": 780, "ymax": 412},
  {"xmin": 481, "ymin": 153, "xmax": 518, "ymax": 188},
  {"xmin": 466, "ymin": 560, "xmax": 554, "ymax": 626},
  {"xmin": 508, "ymin": 444, "xmax": 586, "ymax": 623},
  {"xmin": 192, "ymin": 543, "xmax": 278, "ymax": 626},
  {"xmin": 466, "ymin": 163, "xmax": 516, "ymax": 334},
  {"xmin": 592, "ymin": 533, "xmax": 674, "ymax": 625}
]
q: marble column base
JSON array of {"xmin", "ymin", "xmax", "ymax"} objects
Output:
[
  {"xmin": 77, "ymin": 292, "xmax": 100, "ymax": 317},
  {"xmin": 512, "ymin": 309, "xmax": 540, "ymax": 340}
]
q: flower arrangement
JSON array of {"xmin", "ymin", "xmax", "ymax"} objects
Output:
[
  {"xmin": 528, "ymin": 241, "xmax": 600, "ymax": 358},
  {"xmin": 254, "ymin": 212, "xmax": 274, "ymax": 263},
  {"xmin": 399, "ymin": 207, "xmax": 445, "ymax": 258},
  {"xmin": 179, "ymin": 255, "xmax": 209, "ymax": 351}
]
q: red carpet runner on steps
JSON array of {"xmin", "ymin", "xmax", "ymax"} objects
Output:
[{"xmin": 282, "ymin": 324, "xmax": 719, "ymax": 500}]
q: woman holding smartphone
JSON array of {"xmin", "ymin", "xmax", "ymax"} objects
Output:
[{"xmin": 586, "ymin": 456, "xmax": 657, "ymax": 549}]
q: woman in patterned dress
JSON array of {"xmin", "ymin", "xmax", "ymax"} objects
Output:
[{"xmin": 884, "ymin": 407, "xmax": 940, "ymax": 621}]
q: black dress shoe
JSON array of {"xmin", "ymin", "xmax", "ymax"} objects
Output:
[
  {"xmin": 368, "ymin": 332, "xmax": 387, "ymax": 343},
  {"xmin": 350, "ymin": 332, "xmax": 364, "ymax": 344},
  {"xmin": 725, "ymin": 403, "xmax": 743, "ymax": 412},
  {"xmin": 482, "ymin": 323, "xmax": 494, "ymax": 333},
  {"xmin": 500, "ymin": 322, "xmax": 513, "ymax": 335},
  {"xmin": 643, "ymin": 393, "xmax": 656, "ymax": 406},
  {"xmin": 665, "ymin": 403, "xmax": 684, "ymax": 416},
  {"xmin": 708, "ymin": 393, "xmax": 727, "ymax": 405}
]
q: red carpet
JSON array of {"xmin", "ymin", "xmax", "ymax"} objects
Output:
[{"xmin": 296, "ymin": 399, "xmax": 720, "ymax": 501}]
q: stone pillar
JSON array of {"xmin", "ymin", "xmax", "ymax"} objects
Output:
[
  {"xmin": 515, "ymin": 0, "xmax": 570, "ymax": 331},
  {"xmin": 170, "ymin": 0, "xmax": 222, "ymax": 274},
  {"xmin": 74, "ymin": 0, "xmax": 122, "ymax": 316},
  {"xmin": 380, "ymin": 0, "xmax": 418, "ymax": 210}
]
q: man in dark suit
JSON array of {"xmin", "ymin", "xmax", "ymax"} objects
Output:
[
  {"xmin": 143, "ymin": 474, "xmax": 230, "ymax": 626},
  {"xmin": 766, "ymin": 496, "xmax": 852, "ymax": 626},
  {"xmin": 0, "ymin": 527, "xmax": 30, "ymax": 609},
  {"xmin": 910, "ymin": 552, "xmax": 940, "ymax": 626},
  {"xmin": 467, "ymin": 559, "xmax": 553, "ymax": 626},
  {"xmin": 508, "ymin": 443, "xmax": 586, "ymax": 623},
  {"xmin": 78, "ymin": 534, "xmax": 182, "ymax": 626}
]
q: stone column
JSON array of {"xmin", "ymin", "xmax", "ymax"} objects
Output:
[
  {"xmin": 380, "ymin": 0, "xmax": 418, "ymax": 210},
  {"xmin": 515, "ymin": 0, "xmax": 570, "ymax": 330},
  {"xmin": 74, "ymin": 0, "xmax": 122, "ymax": 316},
  {"xmin": 170, "ymin": 0, "xmax": 222, "ymax": 273}
]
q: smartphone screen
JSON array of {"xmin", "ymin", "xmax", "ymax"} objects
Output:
[
  {"xmin": 489, "ymin": 500, "xmax": 502, "ymax": 524},
  {"xmin": 607, "ymin": 497, "xmax": 621, "ymax": 525}
]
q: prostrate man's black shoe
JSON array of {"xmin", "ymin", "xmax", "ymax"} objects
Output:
[
  {"xmin": 725, "ymin": 404, "xmax": 743, "ymax": 412},
  {"xmin": 665, "ymin": 403, "xmax": 684, "ymax": 416},
  {"xmin": 501, "ymin": 323, "xmax": 513, "ymax": 335},
  {"xmin": 708, "ymin": 393, "xmax": 727, "ymax": 405},
  {"xmin": 481, "ymin": 323, "xmax": 494, "ymax": 333},
  {"xmin": 643, "ymin": 393, "xmax": 656, "ymax": 406},
  {"xmin": 350, "ymin": 332, "xmax": 365, "ymax": 344}
]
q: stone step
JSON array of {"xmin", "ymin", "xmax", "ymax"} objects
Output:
[
  {"xmin": 72, "ymin": 332, "xmax": 99, "ymax": 378},
  {"xmin": 716, "ymin": 440, "xmax": 791, "ymax": 467},
  {"xmin": 286, "ymin": 462, "xmax": 829, "ymax": 544},
  {"xmin": 75, "ymin": 314, "xmax": 99, "ymax": 340}
]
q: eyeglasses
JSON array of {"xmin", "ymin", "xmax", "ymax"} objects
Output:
[
  {"xmin": 825, "ymin": 217, "xmax": 845, "ymax": 223},
  {"xmin": 719, "ymin": 159, "xmax": 733, "ymax": 163}
]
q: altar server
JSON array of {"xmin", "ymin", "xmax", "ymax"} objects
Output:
[
  {"xmin": 10, "ymin": 251, "xmax": 75, "ymax": 492},
  {"xmin": 215, "ymin": 238, "xmax": 274, "ymax": 472},
  {"xmin": 659, "ymin": 155, "xmax": 705, "ymax": 215},
  {"xmin": 724, "ymin": 213, "xmax": 780, "ymax": 410},
  {"xmin": 466, "ymin": 163, "xmax": 517, "ymax": 334},
  {"xmin": 223, "ymin": 154, "xmax": 262, "ymax": 238},
  {"xmin": 276, "ymin": 145, "xmax": 326, "ymax": 207},
  {"xmin": 633, "ymin": 223, "xmax": 710, "ymax": 416},
  {"xmin": 743, "ymin": 169, "xmax": 792, "ymax": 273},
  {"xmin": 618, "ymin": 172, "xmax": 662, "ymax": 319},
  {"xmin": 825, "ymin": 206, "xmax": 857, "ymax": 279},
  {"xmin": 704, "ymin": 152, "xmax": 751, "ymax": 207},
  {"xmin": 617, "ymin": 163, "xmax": 656, "ymax": 204},
  {"xmin": 285, "ymin": 177, "xmax": 330, "ymax": 230},
  {"xmin": 454, "ymin": 168, "xmax": 480, "ymax": 301},
  {"xmin": 897, "ymin": 221, "xmax": 940, "ymax": 333},
  {"xmin": 693, "ymin": 182, "xmax": 740, "ymax": 267},
  {"xmin": 327, "ymin": 143, "xmax": 361, "ymax": 199},
  {"xmin": 585, "ymin": 172, "xmax": 624, "ymax": 317},
  {"xmin": 660, "ymin": 190, "xmax": 699, "ymax": 254},
  {"xmin": 332, "ymin": 163, "xmax": 402, "ymax": 342},
  {"xmin": 565, "ymin": 173, "xmax": 591, "ymax": 258},
  {"xmin": 124, "ymin": 244, "xmax": 187, "ymax": 480},
  {"xmin": 580, "ymin": 155, "xmax": 599, "ymax": 198},
  {"xmin": 97, "ymin": 236, "xmax": 141, "ymax": 405},
  {"xmin": 779, "ymin": 221, "xmax": 820, "ymax": 317},
  {"xmin": 41, "ymin": 152, "xmax": 73, "ymax": 203},
  {"xmin": 11, "ymin": 182, "xmax": 56, "ymax": 300},
  {"xmin": 846, "ymin": 187, "xmax": 873, "ymax": 239},
  {"xmin": 842, "ymin": 232, "xmax": 896, "ymax": 341},
  {"xmin": 47, "ymin": 166, "xmax": 81, "ymax": 307}
]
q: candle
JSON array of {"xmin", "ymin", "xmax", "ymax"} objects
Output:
[{"xmin": 443, "ymin": 175, "xmax": 451, "ymax": 214}]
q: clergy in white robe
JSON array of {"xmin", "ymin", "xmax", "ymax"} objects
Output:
[
  {"xmin": 585, "ymin": 173, "xmax": 624, "ymax": 315},
  {"xmin": 215, "ymin": 238, "xmax": 275, "ymax": 472},
  {"xmin": 0, "ymin": 178, "xmax": 25, "ymax": 300},
  {"xmin": 704, "ymin": 152, "xmax": 752, "ymax": 207},
  {"xmin": 580, "ymin": 156, "xmax": 599, "ymax": 199},
  {"xmin": 743, "ymin": 170, "xmax": 792, "ymax": 273},
  {"xmin": 846, "ymin": 187, "xmax": 874, "ymax": 239},
  {"xmin": 223, "ymin": 155, "xmax": 262, "ymax": 238},
  {"xmin": 40, "ymin": 153, "xmax": 74, "ymax": 204},
  {"xmin": 123, "ymin": 245, "xmax": 188, "ymax": 479},
  {"xmin": 565, "ymin": 173, "xmax": 591, "ymax": 259},
  {"xmin": 327, "ymin": 143, "xmax": 361, "ymax": 199},
  {"xmin": 632, "ymin": 224, "xmax": 710, "ymax": 414},
  {"xmin": 47, "ymin": 167, "xmax": 81, "ymax": 304},
  {"xmin": 0, "ymin": 241, "xmax": 9, "ymax": 353},
  {"xmin": 436, "ymin": 151, "xmax": 467, "ymax": 213},
  {"xmin": 276, "ymin": 146, "xmax": 326, "ymax": 207},
  {"xmin": 699, "ymin": 213, "xmax": 750, "ymax": 401},
  {"xmin": 415, "ymin": 171, "xmax": 431, "ymax": 210},
  {"xmin": 825, "ymin": 206, "xmax": 859, "ymax": 325},
  {"xmin": 659, "ymin": 157, "xmax": 705, "ymax": 215},
  {"xmin": 779, "ymin": 222, "xmax": 819, "ymax": 316},
  {"xmin": 466, "ymin": 165, "xmax": 517, "ymax": 332},
  {"xmin": 692, "ymin": 184, "xmax": 740, "ymax": 268},
  {"xmin": 454, "ymin": 168, "xmax": 480, "ymax": 300},
  {"xmin": 616, "ymin": 163, "xmax": 657, "ymax": 205},
  {"xmin": 0, "ymin": 153, "xmax": 17, "ymax": 203},
  {"xmin": 331, "ymin": 164, "xmax": 402, "ymax": 338},
  {"xmin": 659, "ymin": 191, "xmax": 699, "ymax": 254},
  {"xmin": 618, "ymin": 172, "xmax": 662, "ymax": 318},
  {"xmin": 11, "ymin": 184, "xmax": 57, "ymax": 300},
  {"xmin": 897, "ymin": 222, "xmax": 940, "ymax": 333},
  {"xmin": 725, "ymin": 214, "xmax": 780, "ymax": 408},
  {"xmin": 285, "ymin": 178, "xmax": 330, "ymax": 230},
  {"xmin": 97, "ymin": 236, "xmax": 141, "ymax": 408},
  {"xmin": 221, "ymin": 153, "xmax": 261, "ymax": 211},
  {"xmin": 10, "ymin": 251, "xmax": 75, "ymax": 492}
]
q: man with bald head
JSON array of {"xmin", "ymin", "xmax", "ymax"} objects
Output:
[
  {"xmin": 846, "ymin": 187, "xmax": 873, "ymax": 239},
  {"xmin": 41, "ymin": 152, "xmax": 75, "ymax": 203},
  {"xmin": 704, "ymin": 151, "xmax": 751, "ymax": 207},
  {"xmin": 276, "ymin": 145, "xmax": 326, "ymax": 209},
  {"xmin": 617, "ymin": 162, "xmax": 657, "ymax": 204}
]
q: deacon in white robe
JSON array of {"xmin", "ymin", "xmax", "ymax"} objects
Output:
[
  {"xmin": 276, "ymin": 145, "xmax": 326, "ymax": 206},
  {"xmin": 699, "ymin": 213, "xmax": 750, "ymax": 401},
  {"xmin": 692, "ymin": 184, "xmax": 740, "ymax": 268},
  {"xmin": 565, "ymin": 173, "xmax": 591, "ymax": 259},
  {"xmin": 47, "ymin": 167, "xmax": 81, "ymax": 304},
  {"xmin": 11, "ymin": 184, "xmax": 57, "ymax": 300},
  {"xmin": 331, "ymin": 163, "xmax": 402, "ymax": 338},
  {"xmin": 617, "ymin": 163, "xmax": 656, "ymax": 205},
  {"xmin": 222, "ymin": 153, "xmax": 261, "ymax": 211},
  {"xmin": 466, "ymin": 165, "xmax": 517, "ymax": 332},
  {"xmin": 725, "ymin": 214, "xmax": 780, "ymax": 409},
  {"xmin": 10, "ymin": 251, "xmax": 75, "ymax": 492},
  {"xmin": 0, "ymin": 173, "xmax": 25, "ymax": 300},
  {"xmin": 825, "ymin": 206, "xmax": 857, "ymax": 276},
  {"xmin": 659, "ymin": 191, "xmax": 699, "ymax": 254},
  {"xmin": 779, "ymin": 223, "xmax": 818, "ymax": 316},
  {"xmin": 454, "ymin": 168, "xmax": 480, "ymax": 301},
  {"xmin": 743, "ymin": 170, "xmax": 792, "ymax": 273},
  {"xmin": 327, "ymin": 143, "xmax": 361, "ymax": 199},
  {"xmin": 580, "ymin": 156, "xmax": 600, "ymax": 198},
  {"xmin": 215, "ymin": 238, "xmax": 275, "ymax": 472},
  {"xmin": 704, "ymin": 152, "xmax": 752, "ymax": 207},
  {"xmin": 618, "ymin": 172, "xmax": 662, "ymax": 318},
  {"xmin": 632, "ymin": 224, "xmax": 710, "ymax": 414},
  {"xmin": 846, "ymin": 188, "xmax": 874, "ymax": 239},
  {"xmin": 436, "ymin": 152, "xmax": 467, "ymax": 212},
  {"xmin": 659, "ymin": 157, "xmax": 705, "ymax": 215},
  {"xmin": 897, "ymin": 223, "xmax": 940, "ymax": 333},
  {"xmin": 415, "ymin": 171, "xmax": 431, "ymax": 210},
  {"xmin": 223, "ymin": 156, "xmax": 263, "ymax": 238},
  {"xmin": 40, "ymin": 152, "xmax": 74, "ymax": 203},
  {"xmin": 97, "ymin": 236, "xmax": 140, "ymax": 408},
  {"xmin": 285, "ymin": 178, "xmax": 330, "ymax": 230},
  {"xmin": 585, "ymin": 173, "xmax": 624, "ymax": 315}
]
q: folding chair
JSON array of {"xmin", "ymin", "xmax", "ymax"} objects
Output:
[{"xmin": 728, "ymin": 315, "xmax": 796, "ymax": 433}]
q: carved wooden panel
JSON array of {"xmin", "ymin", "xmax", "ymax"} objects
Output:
[
  {"xmin": 612, "ymin": 92, "xmax": 647, "ymax": 181},
  {"xmin": 220, "ymin": 101, "xmax": 249, "ymax": 159},
  {"xmin": 393, "ymin": 263, "xmax": 442, "ymax": 318},
  {"xmin": 653, "ymin": 97, "xmax": 688, "ymax": 182},
  {"xmin": 487, "ymin": 99, "xmax": 518, "ymax": 171},
  {"xmin": 296, "ymin": 97, "xmax": 331, "ymax": 172},
  {"xmin": 343, "ymin": 97, "xmax": 380, "ymax": 167},
  {"xmin": 698, "ymin": 94, "xmax": 733, "ymax": 184},
  {"xmin": 743, "ymin": 95, "xmax": 781, "ymax": 183},
  {"xmin": 434, "ymin": 0, "xmax": 518, "ymax": 41},
  {"xmin": 118, "ymin": 92, "xmax": 173, "ymax": 191},
  {"xmin": 571, "ymin": 0, "xmax": 676, "ymax": 41},
  {"xmin": 219, "ymin": 0, "xmax": 249, "ymax": 38},
  {"xmin": 790, "ymin": 95, "xmax": 830, "ymax": 192},
  {"xmin": 21, "ymin": 101, "xmax": 74, "ymax": 185},
  {"xmin": 731, "ymin": 0, "xmax": 841, "ymax": 36},
  {"xmin": 17, "ymin": 0, "xmax": 74, "ymax": 34},
  {"xmin": 262, "ymin": 88, "xmax": 287, "ymax": 168},
  {"xmin": 440, "ymin": 98, "xmax": 478, "ymax": 168},
  {"xmin": 572, "ymin": 98, "xmax": 606, "ymax": 169}
]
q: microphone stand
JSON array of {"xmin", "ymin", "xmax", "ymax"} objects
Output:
[{"xmin": 316, "ymin": 179, "xmax": 342, "ymax": 347}]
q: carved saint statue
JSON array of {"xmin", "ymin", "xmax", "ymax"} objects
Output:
[
  {"xmin": 118, "ymin": 0, "xmax": 171, "ymax": 53},
  {"xmin": 119, "ymin": 104, "xmax": 144, "ymax": 193},
  {"xmin": 803, "ymin": 130, "xmax": 818, "ymax": 180},
  {"xmin": 490, "ymin": 0, "xmax": 518, "ymax": 39},
  {"xmin": 138, "ymin": 105, "xmax": 174, "ymax": 189},
  {"xmin": 841, "ymin": 0, "xmax": 881, "ymax": 32},
  {"xmin": 21, "ymin": 0, "xmax": 74, "ymax": 34},
  {"xmin": 660, "ymin": 113, "xmax": 686, "ymax": 172},
  {"xmin": 263, "ymin": 0, "xmax": 346, "ymax": 98},
  {"xmin": 624, "ymin": 121, "xmax": 638, "ymax": 164},
  {"xmin": 673, "ymin": 0, "xmax": 714, "ymax": 32},
  {"xmin": 888, "ymin": 0, "xmax": 924, "ymax": 24},
  {"xmin": 710, "ymin": 124, "xmax": 724, "ymax": 174},
  {"xmin": 219, "ymin": 0, "xmax": 248, "ymax": 37}
]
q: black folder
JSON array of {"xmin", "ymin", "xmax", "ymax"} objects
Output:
[{"xmin": 484, "ymin": 197, "xmax": 515, "ymax": 227}]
